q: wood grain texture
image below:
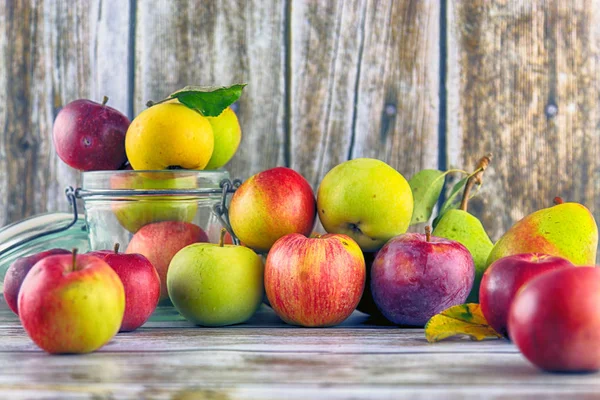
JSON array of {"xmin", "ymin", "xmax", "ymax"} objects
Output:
[
  {"xmin": 290, "ymin": 0, "xmax": 439, "ymax": 189},
  {"xmin": 0, "ymin": 0, "xmax": 130, "ymax": 226},
  {"xmin": 0, "ymin": 307, "xmax": 598, "ymax": 399},
  {"xmin": 446, "ymin": 0, "xmax": 600, "ymax": 243},
  {"xmin": 134, "ymin": 0, "xmax": 286, "ymax": 181}
]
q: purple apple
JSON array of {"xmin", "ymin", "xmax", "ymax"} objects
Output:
[
  {"xmin": 371, "ymin": 229, "xmax": 475, "ymax": 326},
  {"xmin": 3, "ymin": 248, "xmax": 70, "ymax": 315},
  {"xmin": 53, "ymin": 97, "xmax": 130, "ymax": 171}
]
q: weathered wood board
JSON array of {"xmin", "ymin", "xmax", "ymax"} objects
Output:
[
  {"xmin": 1, "ymin": 307, "xmax": 599, "ymax": 399},
  {"xmin": 1, "ymin": 0, "xmax": 600, "ymax": 258},
  {"xmin": 446, "ymin": 0, "xmax": 600, "ymax": 242},
  {"xmin": 0, "ymin": 0, "xmax": 130, "ymax": 226}
]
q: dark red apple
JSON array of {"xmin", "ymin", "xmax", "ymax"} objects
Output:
[
  {"xmin": 3, "ymin": 248, "xmax": 70, "ymax": 315},
  {"xmin": 53, "ymin": 97, "xmax": 130, "ymax": 171},
  {"xmin": 479, "ymin": 253, "xmax": 573, "ymax": 338},
  {"xmin": 509, "ymin": 267, "xmax": 600, "ymax": 372},
  {"xmin": 102, "ymin": 251, "xmax": 160, "ymax": 332},
  {"xmin": 355, "ymin": 252, "xmax": 387, "ymax": 320},
  {"xmin": 371, "ymin": 230, "xmax": 474, "ymax": 326},
  {"xmin": 265, "ymin": 233, "xmax": 365, "ymax": 327}
]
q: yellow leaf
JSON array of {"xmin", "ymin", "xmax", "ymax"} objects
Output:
[{"xmin": 424, "ymin": 303, "xmax": 502, "ymax": 343}]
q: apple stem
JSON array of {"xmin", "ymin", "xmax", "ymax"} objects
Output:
[
  {"xmin": 113, "ymin": 243, "xmax": 120, "ymax": 254},
  {"xmin": 219, "ymin": 228, "xmax": 227, "ymax": 247},
  {"xmin": 72, "ymin": 248, "xmax": 78, "ymax": 271},
  {"xmin": 553, "ymin": 197, "xmax": 564, "ymax": 205},
  {"xmin": 459, "ymin": 153, "xmax": 492, "ymax": 212},
  {"xmin": 425, "ymin": 226, "xmax": 431, "ymax": 242},
  {"xmin": 102, "ymin": 96, "xmax": 109, "ymax": 106}
]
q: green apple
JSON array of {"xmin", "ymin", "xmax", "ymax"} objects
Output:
[
  {"xmin": 166, "ymin": 231, "xmax": 264, "ymax": 326},
  {"xmin": 204, "ymin": 107, "xmax": 242, "ymax": 170},
  {"xmin": 317, "ymin": 158, "xmax": 414, "ymax": 252},
  {"xmin": 110, "ymin": 171, "xmax": 198, "ymax": 233}
]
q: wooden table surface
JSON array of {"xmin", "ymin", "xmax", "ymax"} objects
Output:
[{"xmin": 1, "ymin": 305, "xmax": 599, "ymax": 400}]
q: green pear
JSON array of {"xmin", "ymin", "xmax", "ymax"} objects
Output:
[
  {"xmin": 487, "ymin": 198, "xmax": 598, "ymax": 267},
  {"xmin": 432, "ymin": 209, "xmax": 493, "ymax": 302}
]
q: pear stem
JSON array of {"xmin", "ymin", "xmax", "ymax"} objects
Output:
[
  {"xmin": 102, "ymin": 96, "xmax": 109, "ymax": 106},
  {"xmin": 113, "ymin": 243, "xmax": 120, "ymax": 254},
  {"xmin": 71, "ymin": 248, "xmax": 78, "ymax": 271},
  {"xmin": 554, "ymin": 197, "xmax": 564, "ymax": 205},
  {"xmin": 146, "ymin": 97, "xmax": 171, "ymax": 108},
  {"xmin": 425, "ymin": 226, "xmax": 431, "ymax": 242},
  {"xmin": 459, "ymin": 153, "xmax": 493, "ymax": 212},
  {"xmin": 219, "ymin": 228, "xmax": 227, "ymax": 247}
]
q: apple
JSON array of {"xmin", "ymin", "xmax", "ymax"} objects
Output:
[
  {"xmin": 265, "ymin": 233, "xmax": 365, "ymax": 327},
  {"xmin": 371, "ymin": 229, "xmax": 474, "ymax": 326},
  {"xmin": 18, "ymin": 251, "xmax": 125, "ymax": 354},
  {"xmin": 89, "ymin": 245, "xmax": 160, "ymax": 332},
  {"xmin": 3, "ymin": 249, "xmax": 71, "ymax": 315},
  {"xmin": 204, "ymin": 106, "xmax": 242, "ymax": 170},
  {"xmin": 167, "ymin": 230, "xmax": 264, "ymax": 326},
  {"xmin": 509, "ymin": 267, "xmax": 600, "ymax": 372},
  {"xmin": 355, "ymin": 251, "xmax": 387, "ymax": 320},
  {"xmin": 110, "ymin": 171, "xmax": 198, "ymax": 233},
  {"xmin": 317, "ymin": 158, "xmax": 414, "ymax": 252},
  {"xmin": 125, "ymin": 221, "xmax": 208, "ymax": 301},
  {"xmin": 479, "ymin": 253, "xmax": 573, "ymax": 338},
  {"xmin": 229, "ymin": 167, "xmax": 316, "ymax": 253},
  {"xmin": 53, "ymin": 97, "xmax": 130, "ymax": 171}
]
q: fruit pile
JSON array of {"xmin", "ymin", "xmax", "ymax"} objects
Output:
[{"xmin": 5, "ymin": 86, "xmax": 600, "ymax": 375}]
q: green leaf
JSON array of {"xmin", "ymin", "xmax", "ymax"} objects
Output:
[
  {"xmin": 432, "ymin": 176, "xmax": 469, "ymax": 228},
  {"xmin": 409, "ymin": 169, "xmax": 447, "ymax": 225},
  {"xmin": 425, "ymin": 303, "xmax": 502, "ymax": 343},
  {"xmin": 169, "ymin": 84, "xmax": 247, "ymax": 117}
]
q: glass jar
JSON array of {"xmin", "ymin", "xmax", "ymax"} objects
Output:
[{"xmin": 0, "ymin": 212, "xmax": 89, "ymax": 295}]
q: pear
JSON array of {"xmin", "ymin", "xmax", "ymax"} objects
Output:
[
  {"xmin": 487, "ymin": 197, "xmax": 598, "ymax": 267},
  {"xmin": 432, "ymin": 154, "xmax": 493, "ymax": 302}
]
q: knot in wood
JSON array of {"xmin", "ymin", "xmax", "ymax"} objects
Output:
[
  {"xmin": 545, "ymin": 103, "xmax": 558, "ymax": 118},
  {"xmin": 384, "ymin": 104, "xmax": 397, "ymax": 116}
]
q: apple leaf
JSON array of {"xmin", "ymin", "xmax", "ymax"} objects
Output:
[
  {"xmin": 408, "ymin": 169, "xmax": 447, "ymax": 225},
  {"xmin": 424, "ymin": 303, "xmax": 502, "ymax": 343},
  {"xmin": 168, "ymin": 84, "xmax": 247, "ymax": 117}
]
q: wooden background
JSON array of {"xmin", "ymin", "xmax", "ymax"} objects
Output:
[{"xmin": 1, "ymin": 0, "xmax": 599, "ymax": 245}]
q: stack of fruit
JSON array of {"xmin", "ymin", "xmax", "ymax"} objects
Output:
[{"xmin": 5, "ymin": 83, "xmax": 600, "ymax": 376}]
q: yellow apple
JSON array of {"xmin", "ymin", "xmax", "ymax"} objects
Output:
[{"xmin": 125, "ymin": 103, "xmax": 214, "ymax": 170}]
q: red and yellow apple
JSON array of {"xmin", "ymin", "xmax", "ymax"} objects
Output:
[
  {"xmin": 371, "ymin": 230, "xmax": 474, "ymax": 326},
  {"xmin": 229, "ymin": 167, "xmax": 316, "ymax": 253},
  {"xmin": 265, "ymin": 233, "xmax": 365, "ymax": 327},
  {"xmin": 509, "ymin": 267, "xmax": 600, "ymax": 372},
  {"xmin": 125, "ymin": 221, "xmax": 208, "ymax": 301},
  {"xmin": 479, "ymin": 253, "xmax": 573, "ymax": 338},
  {"xmin": 3, "ymin": 248, "xmax": 70, "ymax": 315},
  {"xmin": 18, "ymin": 252, "xmax": 125, "ymax": 354}
]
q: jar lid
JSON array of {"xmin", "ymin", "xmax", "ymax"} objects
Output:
[{"xmin": 0, "ymin": 212, "xmax": 89, "ymax": 286}]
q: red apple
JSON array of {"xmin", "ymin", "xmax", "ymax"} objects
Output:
[
  {"xmin": 509, "ymin": 267, "xmax": 600, "ymax": 372},
  {"xmin": 371, "ymin": 230, "xmax": 474, "ymax": 326},
  {"xmin": 18, "ymin": 252, "xmax": 125, "ymax": 354},
  {"xmin": 479, "ymin": 253, "xmax": 573, "ymax": 338},
  {"xmin": 265, "ymin": 233, "xmax": 365, "ymax": 327},
  {"xmin": 229, "ymin": 167, "xmax": 316, "ymax": 253},
  {"xmin": 3, "ymin": 248, "xmax": 70, "ymax": 315},
  {"xmin": 53, "ymin": 97, "xmax": 130, "ymax": 171},
  {"xmin": 89, "ymin": 246, "xmax": 160, "ymax": 332},
  {"xmin": 125, "ymin": 221, "xmax": 208, "ymax": 301}
]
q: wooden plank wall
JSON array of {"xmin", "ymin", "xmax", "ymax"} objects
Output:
[{"xmin": 1, "ymin": 0, "xmax": 599, "ymax": 247}]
